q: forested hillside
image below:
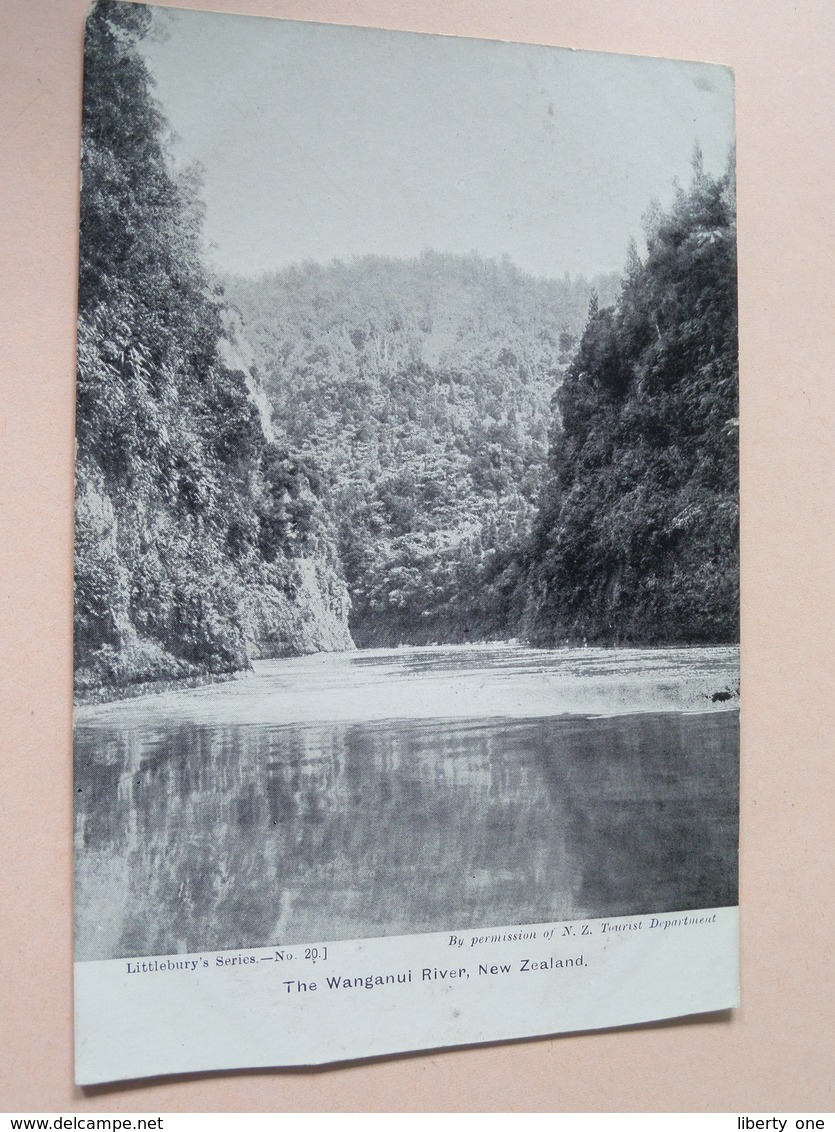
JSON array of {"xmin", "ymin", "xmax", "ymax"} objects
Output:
[
  {"xmin": 523, "ymin": 156, "xmax": 739, "ymax": 645},
  {"xmin": 75, "ymin": 2, "xmax": 737, "ymax": 689},
  {"xmin": 74, "ymin": 2, "xmax": 351, "ymax": 697},
  {"xmin": 226, "ymin": 257, "xmax": 618, "ymax": 645}
]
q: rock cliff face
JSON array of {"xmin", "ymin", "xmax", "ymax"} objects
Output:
[
  {"xmin": 74, "ymin": 2, "xmax": 352, "ymax": 701},
  {"xmin": 74, "ymin": 369, "xmax": 354, "ymax": 699},
  {"xmin": 253, "ymin": 558, "xmax": 354, "ymax": 660}
]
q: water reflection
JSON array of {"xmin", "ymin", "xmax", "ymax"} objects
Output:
[{"xmin": 74, "ymin": 710, "xmax": 737, "ymax": 960}]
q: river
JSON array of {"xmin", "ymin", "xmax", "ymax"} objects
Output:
[{"xmin": 74, "ymin": 643, "xmax": 739, "ymax": 961}]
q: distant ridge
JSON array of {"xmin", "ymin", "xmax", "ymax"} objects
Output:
[{"xmin": 226, "ymin": 252, "xmax": 620, "ymax": 646}]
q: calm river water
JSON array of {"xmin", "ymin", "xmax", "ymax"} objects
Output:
[{"xmin": 74, "ymin": 643, "xmax": 739, "ymax": 961}]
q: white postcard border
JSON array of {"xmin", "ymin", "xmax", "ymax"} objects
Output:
[{"xmin": 75, "ymin": 905, "xmax": 738, "ymax": 1084}]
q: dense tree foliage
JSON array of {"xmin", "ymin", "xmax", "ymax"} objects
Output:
[
  {"xmin": 75, "ymin": 2, "xmax": 350, "ymax": 695},
  {"xmin": 227, "ymin": 256, "xmax": 618, "ymax": 645},
  {"xmin": 523, "ymin": 156, "xmax": 739, "ymax": 645}
]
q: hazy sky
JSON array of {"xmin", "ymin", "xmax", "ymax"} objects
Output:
[{"xmin": 140, "ymin": 7, "xmax": 735, "ymax": 280}]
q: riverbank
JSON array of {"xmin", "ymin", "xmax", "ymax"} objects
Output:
[{"xmin": 73, "ymin": 668, "xmax": 250, "ymax": 707}]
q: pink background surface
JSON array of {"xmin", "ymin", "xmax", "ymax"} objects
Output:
[{"xmin": 1, "ymin": 0, "xmax": 833, "ymax": 1112}]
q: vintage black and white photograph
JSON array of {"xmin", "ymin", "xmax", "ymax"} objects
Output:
[{"xmin": 74, "ymin": 0, "xmax": 739, "ymax": 967}]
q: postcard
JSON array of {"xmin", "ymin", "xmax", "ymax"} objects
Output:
[{"xmin": 74, "ymin": 0, "xmax": 739, "ymax": 1084}]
